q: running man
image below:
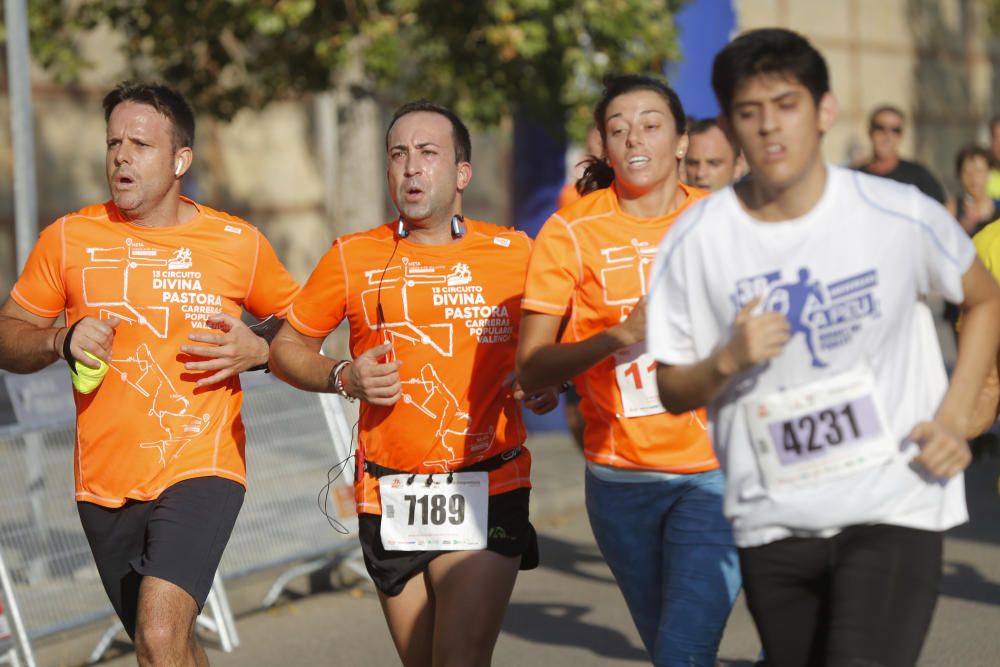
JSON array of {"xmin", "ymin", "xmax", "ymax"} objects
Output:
[
  {"xmin": 269, "ymin": 100, "xmax": 557, "ymax": 667},
  {"xmin": 683, "ymin": 116, "xmax": 746, "ymax": 192},
  {"xmin": 0, "ymin": 82, "xmax": 299, "ymax": 665},
  {"xmin": 649, "ymin": 29, "xmax": 1000, "ymax": 666}
]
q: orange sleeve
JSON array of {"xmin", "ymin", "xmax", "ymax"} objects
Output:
[
  {"xmin": 557, "ymin": 182, "xmax": 580, "ymax": 210},
  {"xmin": 286, "ymin": 239, "xmax": 348, "ymax": 338},
  {"xmin": 522, "ymin": 216, "xmax": 580, "ymax": 316},
  {"xmin": 244, "ymin": 230, "xmax": 300, "ymax": 319},
  {"xmin": 10, "ymin": 220, "xmax": 66, "ymax": 318}
]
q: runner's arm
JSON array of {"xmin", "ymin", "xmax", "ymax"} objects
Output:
[
  {"xmin": 0, "ymin": 298, "xmax": 61, "ymax": 373},
  {"xmin": 178, "ymin": 313, "xmax": 272, "ymax": 387},
  {"xmin": 656, "ymin": 297, "xmax": 790, "ymax": 413},
  {"xmin": 967, "ymin": 363, "xmax": 999, "ymax": 438},
  {"xmin": 516, "ymin": 307, "xmax": 643, "ymax": 394},
  {"xmin": 269, "ymin": 323, "xmax": 402, "ymax": 405},
  {"xmin": 933, "ymin": 259, "xmax": 1000, "ymax": 437},
  {"xmin": 269, "ymin": 321, "xmax": 336, "ymax": 392}
]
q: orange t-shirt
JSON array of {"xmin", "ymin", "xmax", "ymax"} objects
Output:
[
  {"xmin": 557, "ymin": 182, "xmax": 582, "ymax": 210},
  {"xmin": 11, "ymin": 199, "xmax": 299, "ymax": 507},
  {"xmin": 522, "ymin": 183, "xmax": 718, "ymax": 473},
  {"xmin": 287, "ymin": 220, "xmax": 533, "ymax": 515}
]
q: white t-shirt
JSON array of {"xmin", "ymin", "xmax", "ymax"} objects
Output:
[{"xmin": 647, "ymin": 165, "xmax": 974, "ymax": 547}]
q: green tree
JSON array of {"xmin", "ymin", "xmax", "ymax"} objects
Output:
[
  {"xmin": 8, "ymin": 0, "xmax": 686, "ymax": 139},
  {"xmin": 988, "ymin": 0, "xmax": 1000, "ymax": 34}
]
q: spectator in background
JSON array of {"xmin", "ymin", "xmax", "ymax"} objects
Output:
[
  {"xmin": 684, "ymin": 117, "xmax": 747, "ymax": 191},
  {"xmin": 943, "ymin": 145, "xmax": 1000, "ymax": 328},
  {"xmin": 947, "ymin": 145, "xmax": 1000, "ymax": 236},
  {"xmin": 858, "ymin": 104, "xmax": 947, "ymax": 203}
]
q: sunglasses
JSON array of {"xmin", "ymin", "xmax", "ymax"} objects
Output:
[{"xmin": 871, "ymin": 123, "xmax": 903, "ymax": 135}]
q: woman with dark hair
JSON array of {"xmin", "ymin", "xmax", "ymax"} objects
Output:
[
  {"xmin": 516, "ymin": 75, "xmax": 740, "ymax": 665},
  {"xmin": 948, "ymin": 144, "xmax": 1000, "ymax": 236}
]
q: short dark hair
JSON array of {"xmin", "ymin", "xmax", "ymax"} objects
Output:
[
  {"xmin": 688, "ymin": 116, "xmax": 738, "ymax": 152},
  {"xmin": 712, "ymin": 28, "xmax": 830, "ymax": 118},
  {"xmin": 869, "ymin": 105, "xmax": 905, "ymax": 130},
  {"xmin": 955, "ymin": 144, "xmax": 996, "ymax": 175},
  {"xmin": 102, "ymin": 81, "xmax": 195, "ymax": 150},
  {"xmin": 688, "ymin": 117, "xmax": 721, "ymax": 136},
  {"xmin": 386, "ymin": 100, "xmax": 472, "ymax": 164},
  {"xmin": 578, "ymin": 74, "xmax": 687, "ymax": 195}
]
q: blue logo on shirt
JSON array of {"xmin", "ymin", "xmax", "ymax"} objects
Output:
[{"xmin": 732, "ymin": 268, "xmax": 881, "ymax": 367}]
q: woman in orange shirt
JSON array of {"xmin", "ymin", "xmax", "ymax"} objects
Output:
[{"xmin": 517, "ymin": 75, "xmax": 740, "ymax": 665}]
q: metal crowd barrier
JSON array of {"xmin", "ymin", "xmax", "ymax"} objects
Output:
[
  {"xmin": 0, "ymin": 366, "xmax": 360, "ymax": 665},
  {"xmin": 219, "ymin": 372, "xmax": 363, "ymax": 605}
]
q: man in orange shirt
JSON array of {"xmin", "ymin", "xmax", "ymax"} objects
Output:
[
  {"xmin": 0, "ymin": 82, "xmax": 298, "ymax": 666},
  {"xmin": 270, "ymin": 100, "xmax": 556, "ymax": 667}
]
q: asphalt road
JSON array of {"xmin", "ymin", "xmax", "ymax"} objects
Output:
[{"xmin": 34, "ymin": 433, "xmax": 1000, "ymax": 666}]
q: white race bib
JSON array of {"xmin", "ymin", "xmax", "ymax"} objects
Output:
[
  {"xmin": 745, "ymin": 367, "xmax": 896, "ymax": 492},
  {"xmin": 613, "ymin": 342, "xmax": 666, "ymax": 418},
  {"xmin": 378, "ymin": 472, "xmax": 488, "ymax": 551}
]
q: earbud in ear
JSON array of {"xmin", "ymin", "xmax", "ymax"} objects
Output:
[{"xmin": 174, "ymin": 160, "xmax": 183, "ymax": 177}]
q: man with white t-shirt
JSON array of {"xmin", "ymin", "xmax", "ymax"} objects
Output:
[{"xmin": 647, "ymin": 28, "xmax": 1000, "ymax": 666}]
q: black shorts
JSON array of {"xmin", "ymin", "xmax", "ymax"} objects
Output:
[
  {"xmin": 77, "ymin": 476, "xmax": 245, "ymax": 638},
  {"xmin": 358, "ymin": 487, "xmax": 538, "ymax": 597}
]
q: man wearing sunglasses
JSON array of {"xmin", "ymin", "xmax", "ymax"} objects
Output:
[{"xmin": 858, "ymin": 104, "xmax": 947, "ymax": 203}]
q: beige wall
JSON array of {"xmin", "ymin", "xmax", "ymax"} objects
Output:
[
  {"xmin": 0, "ymin": 46, "xmax": 511, "ymax": 295},
  {"xmin": 737, "ymin": 0, "xmax": 999, "ymax": 194},
  {"xmin": 3, "ymin": 1, "xmax": 993, "ymax": 294}
]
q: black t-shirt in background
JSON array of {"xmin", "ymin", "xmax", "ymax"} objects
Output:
[{"xmin": 858, "ymin": 159, "xmax": 947, "ymax": 203}]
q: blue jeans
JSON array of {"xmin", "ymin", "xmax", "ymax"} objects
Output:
[{"xmin": 585, "ymin": 467, "xmax": 740, "ymax": 666}]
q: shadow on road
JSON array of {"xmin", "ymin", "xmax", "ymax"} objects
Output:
[
  {"xmin": 940, "ymin": 561, "xmax": 1000, "ymax": 606},
  {"xmin": 536, "ymin": 532, "xmax": 616, "ymax": 585},
  {"xmin": 939, "ymin": 440, "xmax": 1000, "ymax": 607},
  {"xmin": 502, "ymin": 602, "xmax": 648, "ymax": 661},
  {"xmin": 948, "ymin": 449, "xmax": 1000, "ymax": 547}
]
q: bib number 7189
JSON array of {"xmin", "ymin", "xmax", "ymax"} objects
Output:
[
  {"xmin": 379, "ymin": 471, "xmax": 488, "ymax": 551},
  {"xmin": 404, "ymin": 493, "xmax": 466, "ymax": 526}
]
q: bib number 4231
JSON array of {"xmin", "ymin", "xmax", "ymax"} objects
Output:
[
  {"xmin": 746, "ymin": 367, "xmax": 896, "ymax": 491},
  {"xmin": 780, "ymin": 404, "xmax": 862, "ymax": 457}
]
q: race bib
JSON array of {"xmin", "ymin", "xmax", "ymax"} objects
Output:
[
  {"xmin": 379, "ymin": 472, "xmax": 488, "ymax": 551},
  {"xmin": 613, "ymin": 342, "xmax": 666, "ymax": 418},
  {"xmin": 745, "ymin": 367, "xmax": 896, "ymax": 492}
]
